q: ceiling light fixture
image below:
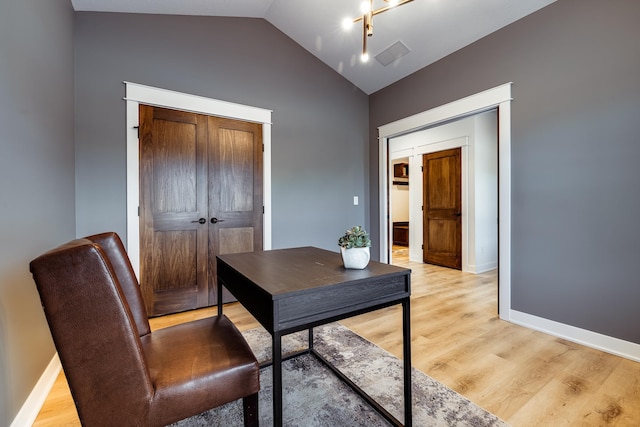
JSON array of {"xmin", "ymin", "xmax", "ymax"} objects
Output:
[{"xmin": 344, "ymin": 0, "xmax": 414, "ymax": 62}]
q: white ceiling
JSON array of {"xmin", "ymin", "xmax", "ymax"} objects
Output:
[{"xmin": 71, "ymin": 0, "xmax": 556, "ymax": 94}]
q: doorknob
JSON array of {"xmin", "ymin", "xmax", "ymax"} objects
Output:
[
  {"xmin": 191, "ymin": 218, "xmax": 206, "ymax": 224},
  {"xmin": 210, "ymin": 217, "xmax": 225, "ymax": 224}
]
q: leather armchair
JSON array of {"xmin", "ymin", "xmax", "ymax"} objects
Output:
[{"xmin": 30, "ymin": 232, "xmax": 259, "ymax": 426}]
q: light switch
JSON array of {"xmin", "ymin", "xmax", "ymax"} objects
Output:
[{"xmin": 353, "ymin": 196, "xmax": 359, "ymax": 205}]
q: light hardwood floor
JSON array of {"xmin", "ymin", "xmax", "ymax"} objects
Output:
[{"xmin": 33, "ymin": 248, "xmax": 640, "ymax": 426}]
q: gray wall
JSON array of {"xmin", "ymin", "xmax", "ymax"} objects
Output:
[
  {"xmin": 74, "ymin": 13, "xmax": 370, "ymax": 251},
  {"xmin": 370, "ymin": 0, "xmax": 640, "ymax": 344},
  {"xmin": 0, "ymin": 0, "xmax": 75, "ymax": 423}
]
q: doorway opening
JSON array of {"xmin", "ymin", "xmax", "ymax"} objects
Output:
[
  {"xmin": 378, "ymin": 83, "xmax": 512, "ymax": 319},
  {"xmin": 388, "ymin": 111, "xmax": 497, "ymax": 273}
]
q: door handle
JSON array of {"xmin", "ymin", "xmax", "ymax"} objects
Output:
[
  {"xmin": 191, "ymin": 218, "xmax": 206, "ymax": 224},
  {"xmin": 210, "ymin": 217, "xmax": 226, "ymax": 224}
]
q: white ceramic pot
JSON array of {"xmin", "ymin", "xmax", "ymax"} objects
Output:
[{"xmin": 340, "ymin": 247, "xmax": 370, "ymax": 269}]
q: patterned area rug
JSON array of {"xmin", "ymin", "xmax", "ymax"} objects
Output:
[{"xmin": 172, "ymin": 323, "xmax": 509, "ymax": 426}]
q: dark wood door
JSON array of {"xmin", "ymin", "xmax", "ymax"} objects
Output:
[
  {"xmin": 139, "ymin": 105, "xmax": 262, "ymax": 316},
  {"xmin": 207, "ymin": 116, "xmax": 263, "ymax": 304},
  {"xmin": 423, "ymin": 148, "xmax": 462, "ymax": 269}
]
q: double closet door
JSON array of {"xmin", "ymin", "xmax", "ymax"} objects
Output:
[{"xmin": 139, "ymin": 105, "xmax": 263, "ymax": 317}]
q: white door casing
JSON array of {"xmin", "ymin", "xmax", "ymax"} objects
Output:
[{"xmin": 124, "ymin": 82, "xmax": 272, "ymax": 278}]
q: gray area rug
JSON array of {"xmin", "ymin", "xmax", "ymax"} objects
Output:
[{"xmin": 172, "ymin": 323, "xmax": 509, "ymax": 426}]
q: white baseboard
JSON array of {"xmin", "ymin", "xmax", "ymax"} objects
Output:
[
  {"xmin": 11, "ymin": 354, "xmax": 61, "ymax": 427},
  {"xmin": 509, "ymin": 310, "xmax": 640, "ymax": 363},
  {"xmin": 466, "ymin": 262, "xmax": 497, "ymax": 274}
]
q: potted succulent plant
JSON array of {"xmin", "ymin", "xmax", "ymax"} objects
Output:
[{"xmin": 338, "ymin": 225, "xmax": 371, "ymax": 269}]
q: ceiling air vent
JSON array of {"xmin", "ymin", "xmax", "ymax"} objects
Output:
[{"xmin": 375, "ymin": 41, "xmax": 411, "ymax": 66}]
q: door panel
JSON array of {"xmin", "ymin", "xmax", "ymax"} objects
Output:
[
  {"xmin": 218, "ymin": 127, "xmax": 255, "ymax": 210},
  {"xmin": 152, "ymin": 120, "xmax": 197, "ymax": 212},
  {"xmin": 423, "ymin": 148, "xmax": 462, "ymax": 269},
  {"xmin": 219, "ymin": 228, "xmax": 255, "ymax": 253}
]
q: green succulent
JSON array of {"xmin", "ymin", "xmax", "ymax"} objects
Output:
[{"xmin": 338, "ymin": 225, "xmax": 371, "ymax": 249}]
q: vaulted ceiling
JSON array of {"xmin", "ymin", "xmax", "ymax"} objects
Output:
[{"xmin": 71, "ymin": 0, "xmax": 556, "ymax": 94}]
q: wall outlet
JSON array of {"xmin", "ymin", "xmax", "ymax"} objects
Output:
[{"xmin": 353, "ymin": 196, "xmax": 359, "ymax": 205}]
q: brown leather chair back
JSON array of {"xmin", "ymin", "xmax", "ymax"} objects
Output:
[
  {"xmin": 85, "ymin": 232, "xmax": 151, "ymax": 336},
  {"xmin": 30, "ymin": 238, "xmax": 154, "ymax": 425}
]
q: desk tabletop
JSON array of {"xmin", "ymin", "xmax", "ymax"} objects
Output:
[{"xmin": 217, "ymin": 246, "xmax": 410, "ymax": 298}]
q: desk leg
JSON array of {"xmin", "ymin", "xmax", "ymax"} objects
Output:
[
  {"xmin": 217, "ymin": 281, "xmax": 223, "ymax": 317},
  {"xmin": 403, "ymin": 298, "xmax": 412, "ymax": 426},
  {"xmin": 272, "ymin": 332, "xmax": 283, "ymax": 426}
]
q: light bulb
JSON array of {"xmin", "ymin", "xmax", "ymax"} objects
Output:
[
  {"xmin": 342, "ymin": 17, "xmax": 353, "ymax": 31},
  {"xmin": 361, "ymin": 52, "xmax": 370, "ymax": 62},
  {"xmin": 360, "ymin": 1, "xmax": 371, "ymax": 14}
]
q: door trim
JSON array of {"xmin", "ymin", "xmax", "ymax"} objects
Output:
[
  {"xmin": 378, "ymin": 82, "xmax": 512, "ymax": 320},
  {"xmin": 124, "ymin": 82, "xmax": 272, "ymax": 278}
]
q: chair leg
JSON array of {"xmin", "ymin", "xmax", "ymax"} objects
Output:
[{"xmin": 243, "ymin": 392, "xmax": 259, "ymax": 427}]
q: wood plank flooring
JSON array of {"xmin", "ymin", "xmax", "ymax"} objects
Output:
[{"xmin": 33, "ymin": 248, "xmax": 640, "ymax": 426}]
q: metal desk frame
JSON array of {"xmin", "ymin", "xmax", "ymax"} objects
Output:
[{"xmin": 217, "ymin": 247, "xmax": 412, "ymax": 426}]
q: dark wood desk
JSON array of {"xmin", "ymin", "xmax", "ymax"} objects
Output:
[{"xmin": 217, "ymin": 246, "xmax": 412, "ymax": 426}]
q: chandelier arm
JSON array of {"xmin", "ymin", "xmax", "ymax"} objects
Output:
[
  {"xmin": 372, "ymin": 0, "xmax": 414, "ymax": 16},
  {"xmin": 351, "ymin": 0, "xmax": 413, "ymax": 22},
  {"xmin": 362, "ymin": 19, "xmax": 368, "ymax": 58}
]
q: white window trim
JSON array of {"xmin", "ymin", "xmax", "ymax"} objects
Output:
[{"xmin": 124, "ymin": 82, "xmax": 272, "ymax": 278}]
